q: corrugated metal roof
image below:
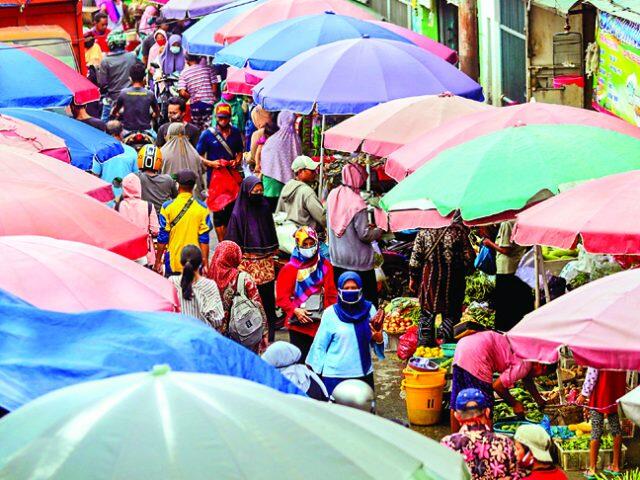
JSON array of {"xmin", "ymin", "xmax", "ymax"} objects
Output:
[
  {"xmin": 531, "ymin": 0, "xmax": 580, "ymax": 15},
  {"xmin": 585, "ymin": 0, "xmax": 640, "ymax": 24}
]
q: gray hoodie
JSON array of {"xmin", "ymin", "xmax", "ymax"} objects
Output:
[
  {"xmin": 276, "ymin": 179, "xmax": 326, "ymax": 230},
  {"xmin": 328, "ymin": 208, "xmax": 383, "ymax": 271}
]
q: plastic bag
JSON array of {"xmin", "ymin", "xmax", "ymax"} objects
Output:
[
  {"xmin": 474, "ymin": 245, "xmax": 496, "ymax": 275},
  {"xmin": 397, "ymin": 326, "xmax": 418, "ymax": 360},
  {"xmin": 206, "ymin": 167, "xmax": 241, "ymax": 212}
]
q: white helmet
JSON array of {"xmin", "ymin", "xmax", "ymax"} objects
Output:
[{"xmin": 330, "ymin": 380, "xmax": 375, "ymax": 413}]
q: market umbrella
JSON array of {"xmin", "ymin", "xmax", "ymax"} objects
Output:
[
  {"xmin": 0, "ymin": 108, "xmax": 124, "ymax": 170},
  {"xmin": 0, "ymin": 146, "xmax": 113, "ymax": 202},
  {"xmin": 0, "ymin": 236, "xmax": 178, "ymax": 313},
  {"xmin": 162, "ymin": 0, "xmax": 234, "ymax": 18},
  {"xmin": 0, "ymin": 367, "xmax": 470, "ymax": 480},
  {"xmin": 324, "ymin": 93, "xmax": 492, "ymax": 157},
  {"xmin": 213, "ymin": 0, "xmax": 378, "ymax": 45},
  {"xmin": 370, "ymin": 20, "xmax": 457, "ymax": 64},
  {"xmin": 0, "ymin": 297, "xmax": 302, "ymax": 411},
  {"xmin": 0, "ymin": 43, "xmax": 99, "ymax": 109},
  {"xmin": 215, "ymin": 12, "xmax": 411, "ymax": 71},
  {"xmin": 0, "ymin": 180, "xmax": 148, "ymax": 259},
  {"xmin": 620, "ymin": 387, "xmax": 640, "ymax": 428},
  {"xmin": 512, "ymin": 171, "xmax": 640, "ymax": 255},
  {"xmin": 380, "ymin": 124, "xmax": 640, "ymax": 222},
  {"xmin": 506, "ymin": 269, "xmax": 640, "ymax": 371},
  {"xmin": 385, "ymin": 101, "xmax": 640, "ymax": 182},
  {"xmin": 225, "ymin": 66, "xmax": 269, "ymax": 95},
  {"xmin": 0, "ymin": 112, "xmax": 71, "ymax": 163},
  {"xmin": 253, "ymin": 38, "xmax": 484, "ymax": 115}
]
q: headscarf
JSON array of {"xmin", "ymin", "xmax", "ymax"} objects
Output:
[
  {"xmin": 139, "ymin": 5, "xmax": 157, "ymax": 36},
  {"xmin": 160, "ymin": 123, "xmax": 205, "ymax": 198},
  {"xmin": 224, "ymin": 176, "xmax": 278, "ymax": 255},
  {"xmin": 159, "ymin": 34, "xmax": 185, "ymax": 74},
  {"xmin": 288, "ymin": 226, "xmax": 329, "ymax": 306},
  {"xmin": 334, "ymin": 271, "xmax": 373, "ymax": 375},
  {"xmin": 261, "ymin": 111, "xmax": 301, "ymax": 185},
  {"xmin": 262, "ymin": 342, "xmax": 327, "ymax": 396},
  {"xmin": 117, "ymin": 173, "xmax": 158, "ymax": 263},
  {"xmin": 97, "ymin": 0, "xmax": 120, "ymax": 24},
  {"xmin": 327, "ymin": 163, "xmax": 387, "ymax": 237},
  {"xmin": 207, "ymin": 240, "xmax": 242, "ymax": 291},
  {"xmin": 147, "ymin": 30, "xmax": 167, "ymax": 69}
]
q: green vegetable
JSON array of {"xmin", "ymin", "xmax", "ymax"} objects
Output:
[{"xmin": 464, "ymin": 271, "xmax": 495, "ymax": 305}]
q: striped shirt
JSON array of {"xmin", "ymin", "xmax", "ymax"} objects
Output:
[
  {"xmin": 171, "ymin": 276, "xmax": 225, "ymax": 329},
  {"xmin": 178, "ymin": 64, "xmax": 218, "ymax": 104}
]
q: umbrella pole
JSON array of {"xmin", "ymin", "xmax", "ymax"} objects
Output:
[
  {"xmin": 318, "ymin": 114, "xmax": 326, "ymax": 197},
  {"xmin": 365, "ymin": 155, "xmax": 371, "ymax": 191},
  {"xmin": 534, "ymin": 246, "xmax": 541, "ymax": 309}
]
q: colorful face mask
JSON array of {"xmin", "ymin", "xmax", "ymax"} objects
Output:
[{"xmin": 339, "ymin": 289, "xmax": 362, "ymax": 304}]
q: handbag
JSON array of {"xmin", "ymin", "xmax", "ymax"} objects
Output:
[
  {"xmin": 474, "ymin": 245, "xmax": 497, "ymax": 275},
  {"xmin": 302, "ymin": 292, "xmax": 323, "ymax": 322}
]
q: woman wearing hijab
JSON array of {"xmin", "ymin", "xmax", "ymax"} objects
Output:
[
  {"xmin": 224, "ymin": 177, "xmax": 279, "ymax": 341},
  {"xmin": 147, "ymin": 29, "xmax": 167, "ymax": 73},
  {"xmin": 138, "ymin": 5, "xmax": 157, "ymax": 37},
  {"xmin": 327, "ymin": 163, "xmax": 386, "ymax": 307},
  {"xmin": 159, "ymin": 34, "xmax": 185, "ymax": 75},
  {"xmin": 160, "ymin": 123, "xmax": 205, "ymax": 199},
  {"xmin": 276, "ymin": 226, "xmax": 337, "ymax": 359},
  {"xmin": 262, "ymin": 341, "xmax": 328, "ymax": 401},
  {"xmin": 261, "ymin": 110, "xmax": 301, "ymax": 211},
  {"xmin": 306, "ymin": 271, "xmax": 384, "ymax": 395},
  {"xmin": 116, "ymin": 173, "xmax": 159, "ymax": 266}
]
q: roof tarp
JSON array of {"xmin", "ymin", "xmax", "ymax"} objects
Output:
[
  {"xmin": 532, "ymin": 0, "xmax": 580, "ymax": 14},
  {"xmin": 586, "ymin": 0, "xmax": 640, "ymax": 24}
]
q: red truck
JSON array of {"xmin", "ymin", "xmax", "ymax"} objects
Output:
[{"xmin": 0, "ymin": 0, "xmax": 86, "ymax": 73}]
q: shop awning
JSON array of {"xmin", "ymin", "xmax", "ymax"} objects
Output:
[
  {"xmin": 585, "ymin": 0, "xmax": 640, "ymax": 24},
  {"xmin": 531, "ymin": 0, "xmax": 580, "ymax": 15}
]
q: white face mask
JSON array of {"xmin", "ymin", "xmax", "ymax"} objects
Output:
[
  {"xmin": 170, "ymin": 46, "xmax": 181, "ymax": 54},
  {"xmin": 298, "ymin": 245, "xmax": 318, "ymax": 259}
]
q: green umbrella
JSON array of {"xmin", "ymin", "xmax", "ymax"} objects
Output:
[
  {"xmin": 380, "ymin": 124, "xmax": 640, "ymax": 221},
  {"xmin": 0, "ymin": 365, "xmax": 470, "ymax": 480}
]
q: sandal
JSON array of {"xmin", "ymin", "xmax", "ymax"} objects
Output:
[
  {"xmin": 582, "ymin": 471, "xmax": 597, "ymax": 480},
  {"xmin": 603, "ymin": 468, "xmax": 622, "ymax": 477}
]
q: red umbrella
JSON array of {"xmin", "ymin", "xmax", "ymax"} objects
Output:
[
  {"xmin": 0, "ymin": 236, "xmax": 179, "ymax": 313},
  {"xmin": 225, "ymin": 66, "xmax": 269, "ymax": 96},
  {"xmin": 0, "ymin": 180, "xmax": 147, "ymax": 259},
  {"xmin": 513, "ymin": 170, "xmax": 640, "ymax": 255},
  {"xmin": 385, "ymin": 102, "xmax": 640, "ymax": 181},
  {"xmin": 0, "ymin": 146, "xmax": 113, "ymax": 202}
]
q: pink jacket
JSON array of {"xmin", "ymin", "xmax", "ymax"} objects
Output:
[{"xmin": 118, "ymin": 173, "xmax": 159, "ymax": 264}]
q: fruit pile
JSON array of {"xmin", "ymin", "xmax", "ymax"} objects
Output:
[
  {"xmin": 414, "ymin": 346, "xmax": 443, "ymax": 358},
  {"xmin": 383, "ymin": 297, "xmax": 420, "ymax": 334}
]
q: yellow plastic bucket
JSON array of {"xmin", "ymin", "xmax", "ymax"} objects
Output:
[
  {"xmin": 402, "ymin": 366, "xmax": 446, "ymax": 387},
  {"xmin": 401, "ymin": 367, "xmax": 446, "ymax": 426}
]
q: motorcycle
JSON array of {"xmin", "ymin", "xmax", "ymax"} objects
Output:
[
  {"xmin": 378, "ymin": 230, "xmax": 417, "ymax": 301},
  {"xmin": 151, "ymin": 66, "xmax": 181, "ymax": 126},
  {"xmin": 123, "ymin": 130, "xmax": 155, "ymax": 152}
]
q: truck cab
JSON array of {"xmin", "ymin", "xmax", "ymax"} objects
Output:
[{"xmin": 0, "ymin": 25, "xmax": 78, "ymax": 70}]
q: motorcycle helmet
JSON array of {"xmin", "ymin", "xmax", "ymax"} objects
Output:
[
  {"xmin": 330, "ymin": 380, "xmax": 376, "ymax": 413},
  {"xmin": 107, "ymin": 31, "xmax": 127, "ymax": 51},
  {"xmin": 137, "ymin": 144, "xmax": 163, "ymax": 172}
]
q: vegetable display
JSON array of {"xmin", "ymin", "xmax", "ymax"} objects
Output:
[
  {"xmin": 383, "ymin": 297, "xmax": 420, "ymax": 334},
  {"xmin": 541, "ymin": 247, "xmax": 578, "ymax": 261},
  {"xmin": 459, "ymin": 303, "xmax": 495, "ymax": 329},
  {"xmin": 559, "ymin": 434, "xmax": 614, "ymax": 451},
  {"xmin": 464, "ymin": 271, "xmax": 495, "ymax": 305},
  {"xmin": 494, "ymin": 387, "xmax": 543, "ymax": 423}
]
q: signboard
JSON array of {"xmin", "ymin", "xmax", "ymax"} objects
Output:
[{"xmin": 593, "ymin": 11, "xmax": 640, "ymax": 126}]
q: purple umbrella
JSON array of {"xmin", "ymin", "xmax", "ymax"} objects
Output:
[
  {"xmin": 253, "ymin": 37, "xmax": 483, "ymax": 115},
  {"xmin": 162, "ymin": 0, "xmax": 235, "ymax": 19}
]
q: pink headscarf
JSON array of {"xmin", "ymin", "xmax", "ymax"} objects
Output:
[
  {"xmin": 139, "ymin": 6, "xmax": 158, "ymax": 36},
  {"xmin": 327, "ymin": 163, "xmax": 387, "ymax": 237}
]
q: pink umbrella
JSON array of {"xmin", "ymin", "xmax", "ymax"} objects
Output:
[
  {"xmin": 385, "ymin": 101, "xmax": 640, "ymax": 181},
  {"xmin": 0, "ymin": 236, "xmax": 179, "ymax": 313},
  {"xmin": 324, "ymin": 93, "xmax": 492, "ymax": 157},
  {"xmin": 513, "ymin": 170, "xmax": 640, "ymax": 255},
  {"xmin": 370, "ymin": 21, "xmax": 457, "ymax": 64},
  {"xmin": 0, "ymin": 113, "xmax": 71, "ymax": 164},
  {"xmin": 0, "ymin": 146, "xmax": 113, "ymax": 202},
  {"xmin": 214, "ymin": 0, "xmax": 377, "ymax": 45},
  {"xmin": 0, "ymin": 180, "xmax": 148, "ymax": 260},
  {"xmin": 225, "ymin": 66, "xmax": 269, "ymax": 96},
  {"xmin": 507, "ymin": 269, "xmax": 640, "ymax": 370}
]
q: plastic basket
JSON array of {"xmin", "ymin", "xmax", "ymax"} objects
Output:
[
  {"xmin": 494, "ymin": 419, "xmax": 534, "ymax": 437},
  {"xmin": 441, "ymin": 343, "xmax": 456, "ymax": 358},
  {"xmin": 554, "ymin": 440, "xmax": 627, "ymax": 471}
]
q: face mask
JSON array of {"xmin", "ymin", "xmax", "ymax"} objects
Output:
[
  {"xmin": 84, "ymin": 39, "xmax": 95, "ymax": 49},
  {"xmin": 339, "ymin": 289, "xmax": 362, "ymax": 304},
  {"xmin": 170, "ymin": 46, "xmax": 181, "ymax": 54},
  {"xmin": 299, "ymin": 245, "xmax": 317, "ymax": 259},
  {"xmin": 249, "ymin": 193, "xmax": 263, "ymax": 202},
  {"xmin": 156, "ymin": 37, "xmax": 167, "ymax": 46}
]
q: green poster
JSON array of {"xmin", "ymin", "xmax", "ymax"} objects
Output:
[{"xmin": 594, "ymin": 11, "xmax": 640, "ymax": 126}]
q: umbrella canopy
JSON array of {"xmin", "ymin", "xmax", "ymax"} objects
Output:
[
  {"xmin": 181, "ymin": 0, "xmax": 260, "ymax": 55},
  {"xmin": 380, "ymin": 124, "xmax": 640, "ymax": 221},
  {"xmin": 0, "ymin": 113, "xmax": 70, "ymax": 163},
  {"xmin": 385, "ymin": 101, "xmax": 640, "ymax": 182},
  {"xmin": 0, "ymin": 367, "xmax": 470, "ymax": 480},
  {"xmin": 0, "ymin": 146, "xmax": 113, "ymax": 202},
  {"xmin": 214, "ymin": 0, "xmax": 378, "ymax": 45},
  {"xmin": 324, "ymin": 93, "xmax": 492, "ymax": 157},
  {"xmin": 512, "ymin": 171, "xmax": 640, "ymax": 255},
  {"xmin": 0, "ymin": 236, "xmax": 178, "ymax": 313},
  {"xmin": 620, "ymin": 387, "xmax": 640, "ymax": 428},
  {"xmin": 215, "ymin": 12, "xmax": 411, "ymax": 71},
  {"xmin": 0, "ymin": 299, "xmax": 302, "ymax": 411},
  {"xmin": 370, "ymin": 20, "xmax": 457, "ymax": 64},
  {"xmin": 162, "ymin": 0, "xmax": 234, "ymax": 18},
  {"xmin": 0, "ymin": 43, "xmax": 99, "ymax": 108},
  {"xmin": 253, "ymin": 38, "xmax": 484, "ymax": 115},
  {"xmin": 0, "ymin": 108, "xmax": 124, "ymax": 170},
  {"xmin": 225, "ymin": 66, "xmax": 269, "ymax": 95},
  {"xmin": 506, "ymin": 269, "xmax": 640, "ymax": 370},
  {"xmin": 0, "ymin": 180, "xmax": 148, "ymax": 259}
]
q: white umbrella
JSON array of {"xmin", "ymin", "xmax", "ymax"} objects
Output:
[{"xmin": 620, "ymin": 386, "xmax": 640, "ymax": 427}]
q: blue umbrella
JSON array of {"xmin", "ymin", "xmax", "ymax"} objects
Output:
[
  {"xmin": 0, "ymin": 108, "xmax": 124, "ymax": 170},
  {"xmin": 215, "ymin": 11, "xmax": 413, "ymax": 71},
  {"xmin": 0, "ymin": 290, "xmax": 303, "ymax": 411},
  {"xmin": 182, "ymin": 0, "xmax": 266, "ymax": 56}
]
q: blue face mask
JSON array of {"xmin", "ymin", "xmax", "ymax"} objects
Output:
[{"xmin": 339, "ymin": 288, "xmax": 362, "ymax": 304}]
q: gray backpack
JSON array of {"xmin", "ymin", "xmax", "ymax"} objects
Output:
[{"xmin": 229, "ymin": 272, "xmax": 264, "ymax": 348}]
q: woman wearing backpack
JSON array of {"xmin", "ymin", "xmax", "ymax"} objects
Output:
[
  {"xmin": 170, "ymin": 245, "xmax": 225, "ymax": 328},
  {"xmin": 276, "ymin": 226, "xmax": 337, "ymax": 359},
  {"xmin": 116, "ymin": 173, "xmax": 159, "ymax": 267},
  {"xmin": 208, "ymin": 240, "xmax": 268, "ymax": 352}
]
